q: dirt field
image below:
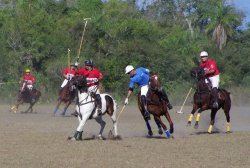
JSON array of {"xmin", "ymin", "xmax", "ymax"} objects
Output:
[{"xmin": 1, "ymin": 104, "xmax": 250, "ymax": 168}]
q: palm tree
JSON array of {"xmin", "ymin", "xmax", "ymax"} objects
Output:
[{"xmin": 204, "ymin": 0, "xmax": 243, "ymax": 50}]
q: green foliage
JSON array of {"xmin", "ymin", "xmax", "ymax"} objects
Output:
[{"xmin": 0, "ymin": 0, "xmax": 249, "ymax": 104}]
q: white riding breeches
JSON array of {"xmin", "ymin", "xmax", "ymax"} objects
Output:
[
  {"xmin": 88, "ymin": 85, "xmax": 100, "ymax": 94},
  {"xmin": 140, "ymin": 85, "xmax": 149, "ymax": 96},
  {"xmin": 205, "ymin": 74, "xmax": 220, "ymax": 88},
  {"xmin": 27, "ymin": 84, "xmax": 33, "ymax": 90},
  {"xmin": 61, "ymin": 79, "xmax": 68, "ymax": 88}
]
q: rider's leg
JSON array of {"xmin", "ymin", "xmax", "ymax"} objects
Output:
[
  {"xmin": 211, "ymin": 87, "xmax": 219, "ymax": 108},
  {"xmin": 141, "ymin": 85, "xmax": 150, "ymax": 120},
  {"xmin": 141, "ymin": 95, "xmax": 150, "ymax": 120},
  {"xmin": 96, "ymin": 94, "xmax": 102, "ymax": 115},
  {"xmin": 210, "ymin": 75, "xmax": 220, "ymax": 109},
  {"xmin": 159, "ymin": 87, "xmax": 173, "ymax": 110}
]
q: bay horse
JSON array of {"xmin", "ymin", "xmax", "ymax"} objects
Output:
[
  {"xmin": 53, "ymin": 81, "xmax": 76, "ymax": 116},
  {"xmin": 10, "ymin": 81, "xmax": 41, "ymax": 113},
  {"xmin": 67, "ymin": 75, "xmax": 118, "ymax": 141},
  {"xmin": 187, "ymin": 67, "xmax": 231, "ymax": 133},
  {"xmin": 138, "ymin": 72, "xmax": 174, "ymax": 138}
]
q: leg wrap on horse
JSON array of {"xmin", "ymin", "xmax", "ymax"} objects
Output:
[
  {"xmin": 159, "ymin": 88, "xmax": 173, "ymax": 110},
  {"xmin": 74, "ymin": 131, "xmax": 83, "ymax": 140},
  {"xmin": 96, "ymin": 94, "xmax": 102, "ymax": 115},
  {"xmin": 211, "ymin": 87, "xmax": 219, "ymax": 108},
  {"xmin": 141, "ymin": 95, "xmax": 150, "ymax": 120}
]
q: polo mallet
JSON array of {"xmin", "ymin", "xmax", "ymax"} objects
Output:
[
  {"xmin": 176, "ymin": 87, "xmax": 193, "ymax": 114},
  {"xmin": 116, "ymin": 105, "xmax": 126, "ymax": 122},
  {"xmin": 76, "ymin": 18, "xmax": 91, "ymax": 62},
  {"xmin": 67, "ymin": 48, "xmax": 70, "ymax": 69},
  {"xmin": 109, "ymin": 104, "xmax": 126, "ymax": 138}
]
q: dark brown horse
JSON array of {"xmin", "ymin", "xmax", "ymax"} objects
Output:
[
  {"xmin": 138, "ymin": 72, "xmax": 174, "ymax": 138},
  {"xmin": 10, "ymin": 81, "xmax": 41, "ymax": 113},
  {"xmin": 53, "ymin": 80, "xmax": 76, "ymax": 116},
  {"xmin": 187, "ymin": 67, "xmax": 231, "ymax": 133}
]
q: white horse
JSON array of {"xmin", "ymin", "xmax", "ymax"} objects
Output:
[{"xmin": 68, "ymin": 76, "xmax": 118, "ymax": 141}]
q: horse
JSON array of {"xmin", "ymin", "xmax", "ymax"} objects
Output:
[
  {"xmin": 138, "ymin": 72, "xmax": 174, "ymax": 138},
  {"xmin": 187, "ymin": 67, "xmax": 231, "ymax": 133},
  {"xmin": 67, "ymin": 75, "xmax": 118, "ymax": 141},
  {"xmin": 10, "ymin": 81, "xmax": 41, "ymax": 113},
  {"xmin": 53, "ymin": 80, "xmax": 76, "ymax": 116}
]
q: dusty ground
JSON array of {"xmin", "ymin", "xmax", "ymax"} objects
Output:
[{"xmin": 0, "ymin": 103, "xmax": 250, "ymax": 168}]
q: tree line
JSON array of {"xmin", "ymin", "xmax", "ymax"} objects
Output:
[{"xmin": 0, "ymin": 0, "xmax": 249, "ymax": 104}]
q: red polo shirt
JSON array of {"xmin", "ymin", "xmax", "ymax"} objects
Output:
[{"xmin": 200, "ymin": 58, "xmax": 219, "ymax": 77}]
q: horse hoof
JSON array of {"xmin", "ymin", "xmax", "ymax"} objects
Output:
[
  {"xmin": 186, "ymin": 122, "xmax": 191, "ymax": 127},
  {"xmin": 170, "ymin": 128, "xmax": 174, "ymax": 134},
  {"xmin": 148, "ymin": 131, "xmax": 153, "ymax": 136},
  {"xmin": 158, "ymin": 129, "xmax": 163, "ymax": 135},
  {"xmin": 194, "ymin": 124, "xmax": 199, "ymax": 129},
  {"xmin": 98, "ymin": 135, "xmax": 105, "ymax": 140}
]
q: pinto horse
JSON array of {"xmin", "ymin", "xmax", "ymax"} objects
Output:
[
  {"xmin": 10, "ymin": 81, "xmax": 41, "ymax": 113},
  {"xmin": 187, "ymin": 67, "xmax": 231, "ymax": 133},
  {"xmin": 53, "ymin": 81, "xmax": 76, "ymax": 116},
  {"xmin": 67, "ymin": 76, "xmax": 118, "ymax": 141},
  {"xmin": 138, "ymin": 72, "xmax": 174, "ymax": 138}
]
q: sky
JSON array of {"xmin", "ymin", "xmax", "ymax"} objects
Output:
[{"xmin": 232, "ymin": 0, "xmax": 250, "ymax": 28}]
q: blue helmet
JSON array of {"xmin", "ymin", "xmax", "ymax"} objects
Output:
[{"xmin": 84, "ymin": 59, "xmax": 93, "ymax": 66}]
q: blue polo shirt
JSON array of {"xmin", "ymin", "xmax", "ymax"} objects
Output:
[{"xmin": 129, "ymin": 67, "xmax": 150, "ymax": 88}]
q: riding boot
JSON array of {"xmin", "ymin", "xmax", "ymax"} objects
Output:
[
  {"xmin": 212, "ymin": 87, "xmax": 219, "ymax": 108},
  {"xmin": 141, "ymin": 95, "xmax": 151, "ymax": 120},
  {"xmin": 159, "ymin": 88, "xmax": 173, "ymax": 110},
  {"xmin": 96, "ymin": 94, "xmax": 102, "ymax": 116}
]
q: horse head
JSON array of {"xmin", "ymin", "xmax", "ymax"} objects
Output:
[
  {"xmin": 70, "ymin": 75, "xmax": 88, "ymax": 92},
  {"xmin": 20, "ymin": 81, "xmax": 28, "ymax": 93},
  {"xmin": 190, "ymin": 67, "xmax": 209, "ymax": 92},
  {"xmin": 149, "ymin": 72, "xmax": 161, "ymax": 91},
  {"xmin": 190, "ymin": 67, "xmax": 206, "ymax": 81}
]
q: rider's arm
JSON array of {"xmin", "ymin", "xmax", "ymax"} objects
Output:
[
  {"xmin": 126, "ymin": 88, "xmax": 133, "ymax": 99},
  {"xmin": 205, "ymin": 62, "xmax": 216, "ymax": 75}
]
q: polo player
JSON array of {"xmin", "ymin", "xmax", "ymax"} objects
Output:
[
  {"xmin": 22, "ymin": 69, "xmax": 35, "ymax": 92},
  {"xmin": 61, "ymin": 63, "xmax": 78, "ymax": 88}
]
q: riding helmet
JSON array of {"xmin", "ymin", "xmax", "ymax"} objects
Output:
[
  {"xmin": 25, "ymin": 69, "xmax": 31, "ymax": 73},
  {"xmin": 125, "ymin": 65, "xmax": 134, "ymax": 74},
  {"xmin": 200, "ymin": 51, "xmax": 208, "ymax": 57},
  {"xmin": 84, "ymin": 59, "xmax": 93, "ymax": 66}
]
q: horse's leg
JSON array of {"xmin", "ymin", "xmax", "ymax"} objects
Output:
[
  {"xmin": 154, "ymin": 116, "xmax": 163, "ymax": 135},
  {"xmin": 207, "ymin": 108, "xmax": 218, "ymax": 134},
  {"xmin": 187, "ymin": 104, "xmax": 198, "ymax": 126},
  {"xmin": 222, "ymin": 95, "xmax": 231, "ymax": 133},
  {"xmin": 69, "ymin": 114, "xmax": 90, "ymax": 141},
  {"xmin": 95, "ymin": 117, "xmax": 106, "ymax": 140},
  {"xmin": 24, "ymin": 102, "xmax": 33, "ymax": 113},
  {"xmin": 10, "ymin": 103, "xmax": 19, "ymax": 113},
  {"xmin": 110, "ymin": 112, "xmax": 118, "ymax": 138},
  {"xmin": 61, "ymin": 101, "xmax": 72, "ymax": 116},
  {"xmin": 144, "ymin": 118, "xmax": 153, "ymax": 136},
  {"xmin": 154, "ymin": 116, "xmax": 171, "ymax": 138},
  {"xmin": 164, "ymin": 111, "xmax": 174, "ymax": 134},
  {"xmin": 194, "ymin": 106, "xmax": 207, "ymax": 129},
  {"xmin": 53, "ymin": 99, "xmax": 62, "ymax": 115}
]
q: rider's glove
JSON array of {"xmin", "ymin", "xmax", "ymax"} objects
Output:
[{"xmin": 124, "ymin": 98, "xmax": 129, "ymax": 105}]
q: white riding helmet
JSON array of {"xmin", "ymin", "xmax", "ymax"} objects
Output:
[
  {"xmin": 200, "ymin": 51, "xmax": 208, "ymax": 57},
  {"xmin": 125, "ymin": 65, "xmax": 134, "ymax": 74}
]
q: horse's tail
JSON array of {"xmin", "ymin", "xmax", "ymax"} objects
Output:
[{"xmin": 219, "ymin": 88, "xmax": 231, "ymax": 111}]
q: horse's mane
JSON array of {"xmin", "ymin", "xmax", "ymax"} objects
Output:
[{"xmin": 190, "ymin": 67, "xmax": 205, "ymax": 80}]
